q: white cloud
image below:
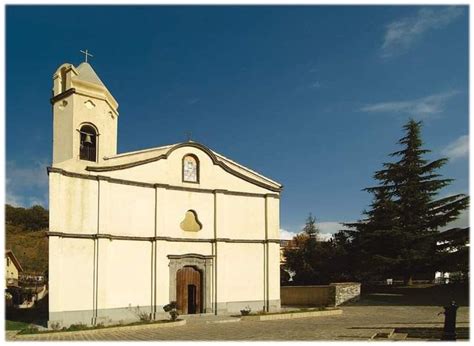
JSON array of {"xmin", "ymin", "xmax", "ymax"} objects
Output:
[
  {"xmin": 381, "ymin": 7, "xmax": 464, "ymax": 58},
  {"xmin": 440, "ymin": 209, "xmax": 469, "ymax": 231},
  {"xmin": 318, "ymin": 232, "xmax": 334, "ymax": 241},
  {"xmin": 5, "ymin": 191, "xmax": 48, "ymax": 208},
  {"xmin": 280, "ymin": 221, "xmax": 347, "ymax": 241},
  {"xmin": 6, "ymin": 160, "xmax": 49, "ymax": 207},
  {"xmin": 360, "ymin": 91, "xmax": 458, "ymax": 118},
  {"xmin": 318, "ymin": 221, "xmax": 344, "ymax": 234},
  {"xmin": 280, "ymin": 228, "xmax": 298, "ymax": 240},
  {"xmin": 5, "ymin": 191, "xmax": 23, "ymax": 207},
  {"xmin": 441, "ymin": 135, "xmax": 469, "ymax": 160}
]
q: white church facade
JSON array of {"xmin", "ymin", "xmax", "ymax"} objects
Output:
[{"xmin": 47, "ymin": 60, "xmax": 282, "ymax": 327}]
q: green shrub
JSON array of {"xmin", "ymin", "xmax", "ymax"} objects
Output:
[
  {"xmin": 134, "ymin": 306, "xmax": 151, "ymax": 322},
  {"xmin": 19, "ymin": 326, "xmax": 39, "ymax": 335}
]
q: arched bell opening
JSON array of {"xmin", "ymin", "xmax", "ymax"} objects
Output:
[{"xmin": 79, "ymin": 124, "xmax": 98, "ymax": 162}]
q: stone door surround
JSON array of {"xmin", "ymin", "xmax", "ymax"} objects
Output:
[{"xmin": 168, "ymin": 254, "xmax": 213, "ymax": 313}]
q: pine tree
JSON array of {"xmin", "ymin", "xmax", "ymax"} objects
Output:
[
  {"xmin": 284, "ymin": 214, "xmax": 323, "ymax": 284},
  {"xmin": 303, "ymin": 213, "xmax": 320, "ymax": 241},
  {"xmin": 344, "ymin": 188, "xmax": 400, "ymax": 281},
  {"xmin": 346, "ymin": 119, "xmax": 469, "ymax": 284}
]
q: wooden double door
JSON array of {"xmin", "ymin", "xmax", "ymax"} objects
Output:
[{"xmin": 176, "ymin": 266, "xmax": 202, "ymax": 314}]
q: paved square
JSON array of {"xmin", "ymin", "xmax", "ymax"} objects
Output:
[{"xmin": 7, "ymin": 302, "xmax": 469, "ymax": 341}]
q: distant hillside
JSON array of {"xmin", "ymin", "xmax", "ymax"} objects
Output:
[{"xmin": 5, "ymin": 204, "xmax": 48, "ymax": 274}]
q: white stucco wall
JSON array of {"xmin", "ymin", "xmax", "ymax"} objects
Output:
[
  {"xmin": 160, "ymin": 189, "xmax": 215, "ymax": 239},
  {"xmin": 268, "ymin": 242, "xmax": 281, "ymax": 301},
  {"xmin": 217, "ymin": 242, "xmax": 265, "ymax": 303},
  {"xmin": 97, "ymin": 240, "xmax": 152, "ymax": 310},
  {"xmin": 49, "ymin": 237, "xmax": 95, "ymax": 313},
  {"xmin": 217, "ymin": 194, "xmax": 266, "ymax": 240},
  {"xmin": 104, "ymin": 183, "xmax": 155, "ymax": 237},
  {"xmin": 49, "ymin": 173, "xmax": 98, "ymax": 234},
  {"xmin": 49, "ymin": 166, "xmax": 280, "ymax": 314}
]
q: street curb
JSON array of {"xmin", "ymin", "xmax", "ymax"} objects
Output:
[
  {"xmin": 206, "ymin": 318, "xmax": 241, "ymax": 324},
  {"xmin": 14, "ymin": 319, "xmax": 186, "ymax": 339},
  {"xmin": 241, "ymin": 309, "xmax": 343, "ymax": 321}
]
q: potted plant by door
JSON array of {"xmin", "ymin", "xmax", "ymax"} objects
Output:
[
  {"xmin": 163, "ymin": 301, "xmax": 179, "ymax": 321},
  {"xmin": 240, "ymin": 306, "xmax": 252, "ymax": 316}
]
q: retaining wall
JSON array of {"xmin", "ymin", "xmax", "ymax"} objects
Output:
[{"xmin": 281, "ymin": 282, "xmax": 361, "ymax": 307}]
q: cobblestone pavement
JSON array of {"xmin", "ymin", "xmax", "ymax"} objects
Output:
[{"xmin": 7, "ymin": 305, "xmax": 469, "ymax": 341}]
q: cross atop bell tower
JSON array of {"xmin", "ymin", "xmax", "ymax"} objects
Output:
[{"xmin": 80, "ymin": 49, "xmax": 93, "ymax": 63}]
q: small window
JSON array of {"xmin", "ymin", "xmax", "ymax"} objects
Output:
[
  {"xmin": 182, "ymin": 155, "xmax": 199, "ymax": 183},
  {"xmin": 79, "ymin": 125, "xmax": 97, "ymax": 162},
  {"xmin": 7, "ymin": 257, "xmax": 10, "ymax": 266}
]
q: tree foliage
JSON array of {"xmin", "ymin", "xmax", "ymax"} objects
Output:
[
  {"xmin": 435, "ymin": 227, "xmax": 469, "ymax": 277},
  {"xmin": 303, "ymin": 213, "xmax": 320, "ymax": 241},
  {"xmin": 283, "ymin": 215, "xmax": 354, "ymax": 285},
  {"xmin": 5, "ymin": 204, "xmax": 49, "ymax": 231},
  {"xmin": 345, "ymin": 119, "xmax": 469, "ymax": 284}
]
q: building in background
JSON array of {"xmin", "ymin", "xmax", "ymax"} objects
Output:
[{"xmin": 5, "ymin": 249, "xmax": 23, "ymax": 288}]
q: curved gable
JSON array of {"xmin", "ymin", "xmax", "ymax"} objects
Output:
[{"xmin": 86, "ymin": 142, "xmax": 282, "ymax": 192}]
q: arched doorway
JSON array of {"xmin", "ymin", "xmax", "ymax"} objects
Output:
[
  {"xmin": 168, "ymin": 254, "xmax": 213, "ymax": 314},
  {"xmin": 176, "ymin": 266, "xmax": 202, "ymax": 314}
]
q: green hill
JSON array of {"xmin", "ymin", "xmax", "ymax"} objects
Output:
[{"xmin": 5, "ymin": 205, "xmax": 48, "ymax": 274}]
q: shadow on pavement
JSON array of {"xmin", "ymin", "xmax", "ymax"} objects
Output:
[
  {"xmin": 394, "ymin": 327, "xmax": 469, "ymax": 340},
  {"xmin": 347, "ymin": 326, "xmax": 469, "ymax": 340},
  {"xmin": 6, "ymin": 295, "xmax": 48, "ymax": 328},
  {"xmin": 349, "ymin": 283, "xmax": 469, "ymax": 307}
]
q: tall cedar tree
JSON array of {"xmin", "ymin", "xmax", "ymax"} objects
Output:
[
  {"xmin": 344, "ymin": 188, "xmax": 400, "ymax": 281},
  {"xmin": 346, "ymin": 119, "xmax": 468, "ymax": 284}
]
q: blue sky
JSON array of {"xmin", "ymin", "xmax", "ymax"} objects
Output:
[{"xmin": 5, "ymin": 5, "xmax": 469, "ymax": 238}]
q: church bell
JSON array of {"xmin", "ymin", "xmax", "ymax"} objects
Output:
[{"xmin": 83, "ymin": 134, "xmax": 93, "ymax": 145}]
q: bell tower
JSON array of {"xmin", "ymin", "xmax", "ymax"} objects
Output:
[{"xmin": 51, "ymin": 57, "xmax": 119, "ymax": 168}]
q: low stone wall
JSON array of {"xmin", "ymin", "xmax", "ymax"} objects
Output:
[
  {"xmin": 281, "ymin": 282, "xmax": 361, "ymax": 307},
  {"xmin": 330, "ymin": 282, "xmax": 361, "ymax": 306}
]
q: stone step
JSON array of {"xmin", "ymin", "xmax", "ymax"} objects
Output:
[
  {"xmin": 390, "ymin": 333, "xmax": 408, "ymax": 340},
  {"xmin": 370, "ymin": 329, "xmax": 395, "ymax": 340}
]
